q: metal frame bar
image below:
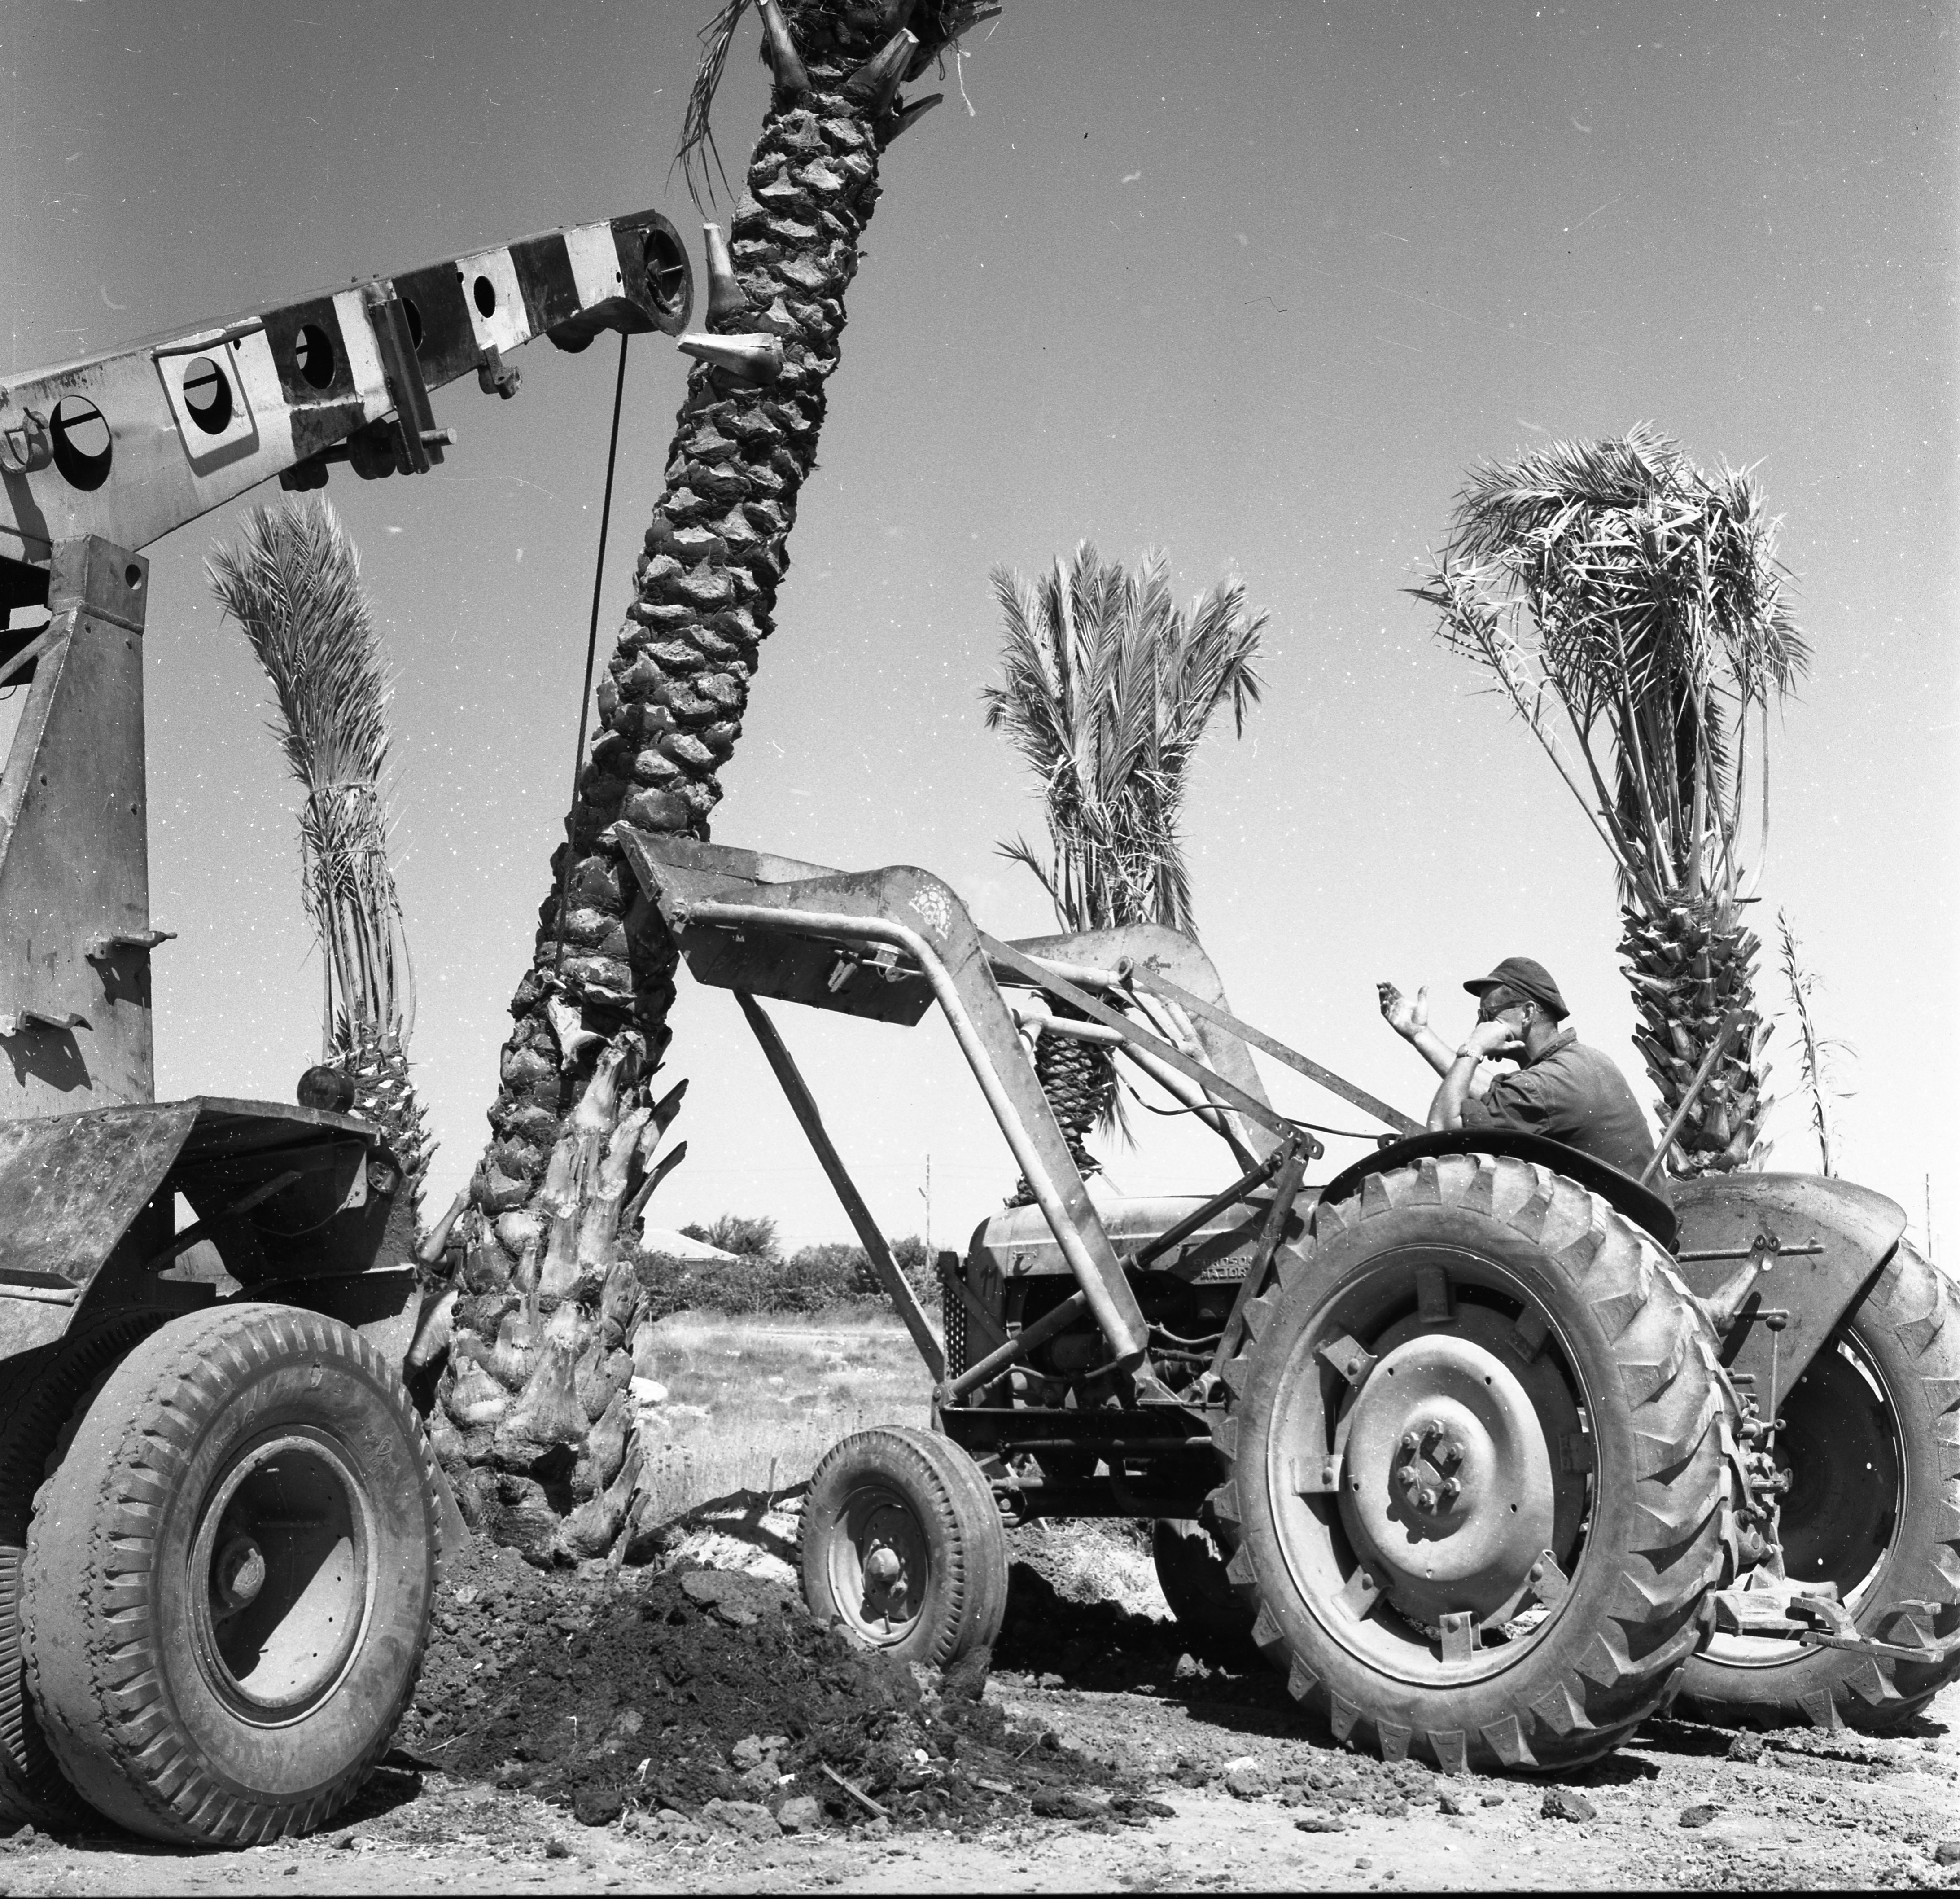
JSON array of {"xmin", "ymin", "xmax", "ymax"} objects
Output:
[
  {"xmin": 735, "ymin": 990, "xmax": 945, "ymax": 1381},
  {"xmin": 1125, "ymin": 965, "xmax": 1422, "ymax": 1137}
]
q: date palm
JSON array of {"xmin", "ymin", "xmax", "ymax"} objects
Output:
[
  {"xmin": 443, "ymin": 0, "xmax": 996, "ymax": 1563},
  {"xmin": 983, "ymin": 543, "xmax": 1266, "ymax": 1184},
  {"xmin": 1413, "ymin": 426, "xmax": 1808, "ymax": 1176},
  {"xmin": 208, "ymin": 498, "xmax": 433, "ymax": 1222}
]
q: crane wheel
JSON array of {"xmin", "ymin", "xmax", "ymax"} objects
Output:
[
  {"xmin": 1152, "ymin": 1519, "xmax": 1256, "ymax": 1649},
  {"xmin": 22, "ymin": 1304, "xmax": 442, "ymax": 1845},
  {"xmin": 1677, "ymin": 1239, "xmax": 1960, "ymax": 1731},
  {"xmin": 0, "ymin": 1313, "xmax": 171, "ymax": 1830},
  {"xmin": 800, "ymin": 1426, "xmax": 1007, "ymax": 1667},
  {"xmin": 1211, "ymin": 1153, "xmax": 1732, "ymax": 1774}
]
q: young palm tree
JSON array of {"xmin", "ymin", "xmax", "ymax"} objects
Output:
[
  {"xmin": 446, "ymin": 0, "xmax": 996, "ymax": 1562},
  {"xmin": 983, "ymin": 542, "xmax": 1266, "ymax": 1183},
  {"xmin": 1413, "ymin": 426, "xmax": 1808, "ymax": 1176},
  {"xmin": 208, "ymin": 498, "xmax": 432, "ymax": 1219},
  {"xmin": 1777, "ymin": 908, "xmax": 1851, "ymax": 1176}
]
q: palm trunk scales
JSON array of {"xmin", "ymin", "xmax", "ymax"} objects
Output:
[{"xmin": 1621, "ymin": 900, "xmax": 1770, "ymax": 1175}]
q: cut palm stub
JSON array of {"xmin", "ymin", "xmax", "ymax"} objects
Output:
[
  {"xmin": 800, "ymin": 1426, "xmax": 1007, "ymax": 1667},
  {"xmin": 1212, "ymin": 1154, "xmax": 1730, "ymax": 1774}
]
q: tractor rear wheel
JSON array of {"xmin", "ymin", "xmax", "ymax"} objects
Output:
[
  {"xmin": 1212, "ymin": 1154, "xmax": 1733, "ymax": 1774},
  {"xmin": 23, "ymin": 1304, "xmax": 442, "ymax": 1845},
  {"xmin": 801, "ymin": 1426, "xmax": 1008, "ymax": 1667},
  {"xmin": 1678, "ymin": 1240, "xmax": 1960, "ymax": 1731},
  {"xmin": 1152, "ymin": 1519, "xmax": 1256, "ymax": 1649}
]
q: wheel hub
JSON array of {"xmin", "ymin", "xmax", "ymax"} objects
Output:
[
  {"xmin": 1392, "ymin": 1418, "xmax": 1466, "ymax": 1516},
  {"xmin": 213, "ymin": 1534, "xmax": 267, "ymax": 1611},
  {"xmin": 1339, "ymin": 1333, "xmax": 1557, "ymax": 1627}
]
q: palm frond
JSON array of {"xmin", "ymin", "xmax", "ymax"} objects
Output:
[
  {"xmin": 676, "ymin": 0, "xmax": 754, "ymax": 209},
  {"xmin": 208, "ymin": 497, "xmax": 416, "ymax": 1057},
  {"xmin": 984, "ymin": 541, "xmax": 1267, "ymax": 940},
  {"xmin": 1416, "ymin": 428, "xmax": 1805, "ymax": 918}
]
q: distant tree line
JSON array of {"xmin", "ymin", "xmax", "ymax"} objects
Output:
[{"xmin": 636, "ymin": 1214, "xmax": 945, "ymax": 1320}]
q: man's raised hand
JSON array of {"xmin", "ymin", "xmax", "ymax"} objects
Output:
[{"xmin": 1378, "ymin": 981, "xmax": 1429, "ymax": 1041}]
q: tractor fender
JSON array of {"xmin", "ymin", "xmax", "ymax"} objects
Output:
[
  {"xmin": 1669, "ymin": 1172, "xmax": 1909, "ymax": 1402},
  {"xmin": 1317, "ymin": 1128, "xmax": 1678, "ymax": 1250}
]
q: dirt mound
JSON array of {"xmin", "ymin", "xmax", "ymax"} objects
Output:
[{"xmin": 396, "ymin": 1536, "xmax": 1151, "ymax": 1835}]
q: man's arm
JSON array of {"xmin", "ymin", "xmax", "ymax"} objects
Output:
[
  {"xmin": 1381, "ymin": 982, "xmax": 1501, "ymax": 1098},
  {"xmin": 1428, "ymin": 1018, "xmax": 1525, "ymax": 1130}
]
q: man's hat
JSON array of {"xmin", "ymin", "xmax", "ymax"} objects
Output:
[{"xmin": 1464, "ymin": 956, "xmax": 1568, "ymax": 1019}]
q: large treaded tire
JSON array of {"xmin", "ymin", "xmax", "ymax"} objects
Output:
[
  {"xmin": 1212, "ymin": 1154, "xmax": 1734, "ymax": 1774},
  {"xmin": 0, "ymin": 1314, "xmax": 169, "ymax": 1830},
  {"xmin": 1679, "ymin": 1240, "xmax": 1960, "ymax": 1731},
  {"xmin": 801, "ymin": 1426, "xmax": 1008, "ymax": 1667},
  {"xmin": 22, "ymin": 1305, "xmax": 443, "ymax": 1846},
  {"xmin": 1153, "ymin": 1519, "xmax": 1256, "ymax": 1649}
]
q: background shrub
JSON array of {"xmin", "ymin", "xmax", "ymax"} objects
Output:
[{"xmin": 635, "ymin": 1219, "xmax": 946, "ymax": 1320}]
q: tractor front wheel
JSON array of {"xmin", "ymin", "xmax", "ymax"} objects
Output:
[
  {"xmin": 1213, "ymin": 1154, "xmax": 1733, "ymax": 1774},
  {"xmin": 801, "ymin": 1426, "xmax": 1008, "ymax": 1667}
]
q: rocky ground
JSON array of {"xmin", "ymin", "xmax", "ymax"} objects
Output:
[{"xmin": 2, "ymin": 1519, "xmax": 1957, "ymax": 1894}]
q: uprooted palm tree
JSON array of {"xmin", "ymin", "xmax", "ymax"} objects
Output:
[
  {"xmin": 208, "ymin": 497, "xmax": 433, "ymax": 1220},
  {"xmin": 447, "ymin": 0, "xmax": 997, "ymax": 1564},
  {"xmin": 1413, "ymin": 425, "xmax": 1808, "ymax": 1176},
  {"xmin": 983, "ymin": 543, "xmax": 1266, "ymax": 1187}
]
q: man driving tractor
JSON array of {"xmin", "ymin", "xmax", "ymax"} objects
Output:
[{"xmin": 1378, "ymin": 954, "xmax": 1662, "ymax": 1190}]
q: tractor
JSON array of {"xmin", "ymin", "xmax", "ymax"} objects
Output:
[{"xmin": 628, "ymin": 832, "xmax": 1960, "ymax": 1771}]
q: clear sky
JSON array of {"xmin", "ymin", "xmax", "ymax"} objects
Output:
[{"xmin": 5, "ymin": 2, "xmax": 1955, "ymax": 1257}]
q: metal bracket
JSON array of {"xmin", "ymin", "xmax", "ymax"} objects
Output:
[
  {"xmin": 1292, "ymin": 1452, "xmax": 1344, "ymax": 1494},
  {"xmin": 0, "ymin": 1008, "xmax": 89, "ymax": 1036},
  {"xmin": 1527, "ymin": 1551, "xmax": 1571, "ymax": 1608},
  {"xmin": 476, "ymin": 345, "xmax": 522, "ymax": 399},
  {"xmin": 0, "ymin": 404, "xmax": 52, "ymax": 475},
  {"xmin": 85, "ymin": 927, "xmax": 176, "ymax": 957},
  {"xmin": 1319, "ymin": 1333, "xmax": 1377, "ymax": 1388}
]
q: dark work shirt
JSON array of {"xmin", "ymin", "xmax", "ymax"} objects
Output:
[{"xmin": 1460, "ymin": 1029, "xmax": 1660, "ymax": 1187}]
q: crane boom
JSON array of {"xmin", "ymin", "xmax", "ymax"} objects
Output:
[{"xmin": 0, "ymin": 208, "xmax": 691, "ymax": 590}]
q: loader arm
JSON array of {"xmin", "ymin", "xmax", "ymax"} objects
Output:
[{"xmin": 619, "ymin": 832, "xmax": 1161, "ymax": 1380}]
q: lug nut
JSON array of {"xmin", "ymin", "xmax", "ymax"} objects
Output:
[
  {"xmin": 1438, "ymin": 1438, "xmax": 1464, "ymax": 1470},
  {"xmin": 1400, "ymin": 1431, "xmax": 1419, "ymax": 1456},
  {"xmin": 1417, "ymin": 1487, "xmax": 1438, "ymax": 1512},
  {"xmin": 1440, "ymin": 1477, "xmax": 1461, "ymax": 1505}
]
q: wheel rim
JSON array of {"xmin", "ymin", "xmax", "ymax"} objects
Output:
[
  {"xmin": 1704, "ymin": 1326, "xmax": 1905, "ymax": 1668},
  {"xmin": 826, "ymin": 1481, "xmax": 931, "ymax": 1647},
  {"xmin": 188, "ymin": 1431, "xmax": 374, "ymax": 1723},
  {"xmin": 1263, "ymin": 1246, "xmax": 1594, "ymax": 1686}
]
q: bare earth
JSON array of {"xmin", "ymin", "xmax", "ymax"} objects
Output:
[{"xmin": 2, "ymin": 1676, "xmax": 1954, "ymax": 1894}]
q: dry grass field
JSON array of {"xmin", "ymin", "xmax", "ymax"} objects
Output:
[{"xmin": 627, "ymin": 1309, "xmax": 934, "ymax": 1521}]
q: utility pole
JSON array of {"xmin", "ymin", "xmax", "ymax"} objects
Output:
[{"xmin": 918, "ymin": 1154, "xmax": 932, "ymax": 1258}]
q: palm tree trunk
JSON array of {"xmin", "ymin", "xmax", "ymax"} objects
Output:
[
  {"xmin": 1620, "ymin": 899, "xmax": 1770, "ymax": 1175},
  {"xmin": 439, "ymin": 6, "xmax": 955, "ymax": 1561}
]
